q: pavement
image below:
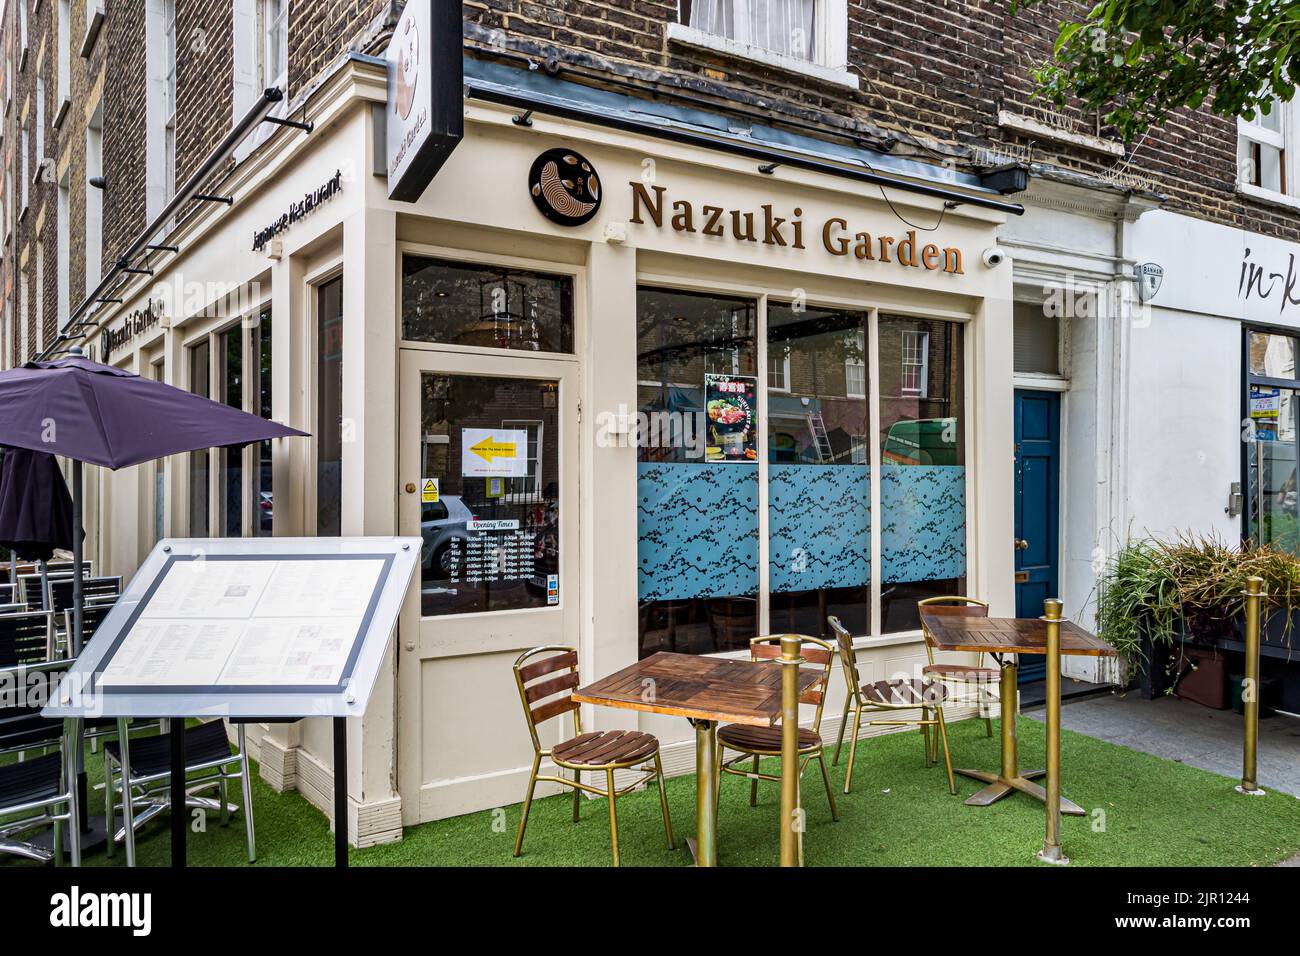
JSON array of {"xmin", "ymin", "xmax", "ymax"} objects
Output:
[{"xmin": 1023, "ymin": 691, "xmax": 1300, "ymax": 866}]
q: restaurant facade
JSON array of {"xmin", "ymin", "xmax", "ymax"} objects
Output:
[{"xmin": 66, "ymin": 50, "xmax": 1023, "ymax": 840}]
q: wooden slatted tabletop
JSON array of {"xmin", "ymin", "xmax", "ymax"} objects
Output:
[
  {"xmin": 920, "ymin": 612, "xmax": 1114, "ymax": 657},
  {"xmin": 573, "ymin": 651, "xmax": 821, "ymax": 726}
]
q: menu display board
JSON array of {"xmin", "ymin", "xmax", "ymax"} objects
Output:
[{"xmin": 44, "ymin": 537, "xmax": 421, "ymax": 719}]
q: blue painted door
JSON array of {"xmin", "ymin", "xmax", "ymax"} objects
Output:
[{"xmin": 1014, "ymin": 390, "xmax": 1060, "ymax": 684}]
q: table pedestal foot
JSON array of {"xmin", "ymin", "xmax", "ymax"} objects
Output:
[
  {"xmin": 1036, "ymin": 844, "xmax": 1070, "ymax": 865},
  {"xmin": 958, "ymin": 768, "xmax": 1085, "ymax": 815}
]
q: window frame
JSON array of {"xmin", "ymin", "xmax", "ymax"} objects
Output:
[
  {"xmin": 631, "ymin": 274, "xmax": 973, "ymax": 648},
  {"xmin": 1238, "ymin": 97, "xmax": 1299, "ymax": 203},
  {"xmin": 668, "ymin": 0, "xmax": 858, "ymax": 90}
]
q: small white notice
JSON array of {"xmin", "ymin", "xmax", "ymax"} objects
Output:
[{"xmin": 461, "ymin": 428, "xmax": 529, "ymax": 478}]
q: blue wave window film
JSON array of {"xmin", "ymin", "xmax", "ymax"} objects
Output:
[
  {"xmin": 637, "ymin": 462, "xmax": 758, "ymax": 602},
  {"xmin": 768, "ymin": 464, "xmax": 871, "ymax": 593},
  {"xmin": 880, "ymin": 464, "xmax": 966, "ymax": 582}
]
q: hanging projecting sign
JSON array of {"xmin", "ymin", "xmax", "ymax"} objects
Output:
[
  {"xmin": 385, "ymin": 0, "xmax": 463, "ymax": 202},
  {"xmin": 462, "ymin": 427, "xmax": 529, "ymax": 478}
]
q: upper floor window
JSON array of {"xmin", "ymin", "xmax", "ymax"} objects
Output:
[
  {"xmin": 19, "ymin": 2, "xmax": 29, "ymax": 66},
  {"xmin": 1239, "ymin": 97, "xmax": 1296, "ymax": 202},
  {"xmin": 56, "ymin": 0, "xmax": 71, "ymax": 114},
  {"xmin": 900, "ymin": 330, "xmax": 928, "ymax": 396},
  {"xmin": 145, "ymin": 0, "xmax": 176, "ymax": 217},
  {"xmin": 164, "ymin": 0, "xmax": 177, "ymax": 201},
  {"xmin": 671, "ymin": 0, "xmax": 856, "ymax": 88},
  {"xmin": 261, "ymin": 0, "xmax": 288, "ymax": 91}
]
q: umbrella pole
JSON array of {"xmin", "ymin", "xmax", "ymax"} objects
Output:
[
  {"xmin": 7, "ymin": 549, "xmax": 14, "ymax": 586},
  {"xmin": 72, "ymin": 459, "xmax": 88, "ymax": 833},
  {"xmin": 39, "ymin": 560, "xmax": 49, "ymax": 610}
]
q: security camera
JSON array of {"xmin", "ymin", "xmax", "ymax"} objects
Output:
[{"xmin": 982, "ymin": 247, "xmax": 1006, "ymax": 268}]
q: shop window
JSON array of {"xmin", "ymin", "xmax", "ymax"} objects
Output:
[
  {"xmin": 251, "ymin": 307, "xmax": 273, "ymax": 535},
  {"xmin": 767, "ymin": 302, "xmax": 871, "ymax": 638},
  {"xmin": 188, "ymin": 340, "xmax": 211, "ymax": 536},
  {"xmin": 417, "ymin": 374, "xmax": 560, "ymax": 616},
  {"xmin": 1247, "ymin": 328, "xmax": 1300, "ymax": 555},
  {"xmin": 317, "ymin": 277, "xmax": 343, "ymax": 536},
  {"xmin": 152, "ymin": 359, "xmax": 166, "ymax": 543},
  {"xmin": 217, "ymin": 327, "xmax": 244, "ymax": 537},
  {"xmin": 879, "ymin": 315, "xmax": 965, "ymax": 633},
  {"xmin": 401, "ymin": 256, "xmax": 574, "ymax": 354},
  {"xmin": 636, "ymin": 287, "xmax": 759, "ymax": 656}
]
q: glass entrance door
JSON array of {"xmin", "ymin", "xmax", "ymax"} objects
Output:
[{"xmin": 1247, "ymin": 331, "xmax": 1300, "ymax": 553}]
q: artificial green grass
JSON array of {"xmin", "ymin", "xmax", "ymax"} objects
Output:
[{"xmin": 4, "ymin": 716, "xmax": 1299, "ymax": 867}]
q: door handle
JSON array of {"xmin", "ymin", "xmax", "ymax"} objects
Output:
[{"xmin": 1015, "ymin": 538, "xmax": 1030, "ymax": 551}]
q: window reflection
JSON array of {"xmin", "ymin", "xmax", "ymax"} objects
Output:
[
  {"xmin": 767, "ymin": 302, "xmax": 870, "ymax": 638},
  {"xmin": 879, "ymin": 315, "xmax": 965, "ymax": 633},
  {"xmin": 636, "ymin": 287, "xmax": 758, "ymax": 657}
]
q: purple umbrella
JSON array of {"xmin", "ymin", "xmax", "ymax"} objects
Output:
[
  {"xmin": 0, "ymin": 347, "xmax": 308, "ymax": 845},
  {"xmin": 0, "ymin": 447, "xmax": 80, "ymax": 562}
]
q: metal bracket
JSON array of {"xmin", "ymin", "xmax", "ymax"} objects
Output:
[{"xmin": 193, "ymin": 193, "xmax": 234, "ymax": 205}]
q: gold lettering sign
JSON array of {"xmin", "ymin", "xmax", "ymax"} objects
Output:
[{"xmin": 629, "ymin": 182, "xmax": 963, "ymax": 275}]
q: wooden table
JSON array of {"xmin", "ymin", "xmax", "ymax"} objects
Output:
[
  {"xmin": 573, "ymin": 651, "xmax": 819, "ymax": 867},
  {"xmin": 920, "ymin": 610, "xmax": 1114, "ymax": 830}
]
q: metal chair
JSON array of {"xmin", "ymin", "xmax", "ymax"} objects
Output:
[
  {"xmin": 827, "ymin": 615, "xmax": 955, "ymax": 795},
  {"xmin": 512, "ymin": 645, "xmax": 673, "ymax": 866},
  {"xmin": 104, "ymin": 719, "xmax": 255, "ymax": 866},
  {"xmin": 58, "ymin": 601, "xmax": 117, "ymax": 659},
  {"xmin": 715, "ymin": 634, "xmax": 839, "ymax": 823},
  {"xmin": 918, "ymin": 596, "xmax": 997, "ymax": 739},
  {"xmin": 0, "ymin": 659, "xmax": 81, "ymax": 865},
  {"xmin": 0, "ymin": 611, "xmax": 56, "ymax": 663},
  {"xmin": 46, "ymin": 576, "xmax": 122, "ymax": 616},
  {"xmin": 0, "ymin": 583, "xmax": 14, "ymax": 605}
]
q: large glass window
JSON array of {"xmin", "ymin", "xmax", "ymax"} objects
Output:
[
  {"xmin": 317, "ymin": 277, "xmax": 344, "ymax": 536},
  {"xmin": 768, "ymin": 303, "xmax": 871, "ymax": 638},
  {"xmin": 401, "ymin": 256, "xmax": 574, "ymax": 354},
  {"xmin": 217, "ymin": 326, "xmax": 243, "ymax": 537},
  {"xmin": 635, "ymin": 294, "xmax": 966, "ymax": 656},
  {"xmin": 1247, "ymin": 329, "xmax": 1300, "ymax": 554},
  {"xmin": 879, "ymin": 315, "xmax": 965, "ymax": 633},
  {"xmin": 188, "ymin": 340, "xmax": 211, "ymax": 536},
  {"xmin": 251, "ymin": 307, "xmax": 273, "ymax": 536},
  {"xmin": 416, "ymin": 374, "xmax": 561, "ymax": 616},
  {"xmin": 636, "ymin": 287, "xmax": 758, "ymax": 656}
]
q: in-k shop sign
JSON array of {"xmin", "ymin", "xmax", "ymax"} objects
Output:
[{"xmin": 385, "ymin": 0, "xmax": 463, "ymax": 202}]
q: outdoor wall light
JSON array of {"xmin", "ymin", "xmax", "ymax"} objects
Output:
[{"xmin": 89, "ymin": 176, "xmax": 107, "ymax": 190}]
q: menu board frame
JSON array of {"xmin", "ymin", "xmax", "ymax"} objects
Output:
[{"xmin": 44, "ymin": 536, "xmax": 421, "ymax": 719}]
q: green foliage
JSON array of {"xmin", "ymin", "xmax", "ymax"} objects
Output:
[
  {"xmin": 1016, "ymin": 0, "xmax": 1300, "ymax": 141},
  {"xmin": 1096, "ymin": 533, "xmax": 1300, "ymax": 673}
]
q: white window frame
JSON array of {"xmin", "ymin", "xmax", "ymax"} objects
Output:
[
  {"xmin": 1238, "ymin": 97, "xmax": 1299, "ymax": 205},
  {"xmin": 260, "ymin": 0, "xmax": 288, "ymax": 93},
  {"xmin": 57, "ymin": 170, "xmax": 70, "ymax": 330},
  {"xmin": 34, "ymin": 74, "xmax": 44, "ymax": 184},
  {"xmin": 667, "ymin": 0, "xmax": 857, "ymax": 90},
  {"xmin": 18, "ymin": 2, "xmax": 29, "ymax": 70},
  {"xmin": 900, "ymin": 329, "xmax": 928, "ymax": 397},
  {"xmin": 85, "ymin": 102, "xmax": 103, "ymax": 292},
  {"xmin": 767, "ymin": 343, "xmax": 790, "ymax": 392},
  {"xmin": 231, "ymin": 0, "xmax": 290, "ymax": 161},
  {"xmin": 20, "ymin": 127, "xmax": 29, "ymax": 213},
  {"xmin": 144, "ymin": 0, "xmax": 175, "ymax": 219},
  {"xmin": 34, "ymin": 240, "xmax": 43, "ymax": 352},
  {"xmin": 55, "ymin": 0, "xmax": 71, "ymax": 124},
  {"xmin": 845, "ymin": 329, "xmax": 865, "ymax": 398}
]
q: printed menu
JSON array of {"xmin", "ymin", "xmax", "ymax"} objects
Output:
[{"xmin": 98, "ymin": 557, "xmax": 385, "ymax": 688}]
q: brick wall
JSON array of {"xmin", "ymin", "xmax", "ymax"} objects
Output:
[{"xmin": 2, "ymin": 0, "xmax": 1297, "ymax": 367}]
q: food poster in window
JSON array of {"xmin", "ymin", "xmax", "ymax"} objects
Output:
[{"xmin": 704, "ymin": 373, "xmax": 757, "ymax": 462}]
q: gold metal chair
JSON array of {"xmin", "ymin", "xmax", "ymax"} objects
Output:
[
  {"xmin": 714, "ymin": 635, "xmax": 839, "ymax": 823},
  {"xmin": 512, "ymin": 645, "xmax": 674, "ymax": 866},
  {"xmin": 827, "ymin": 615, "xmax": 955, "ymax": 795},
  {"xmin": 918, "ymin": 596, "xmax": 998, "ymax": 740}
]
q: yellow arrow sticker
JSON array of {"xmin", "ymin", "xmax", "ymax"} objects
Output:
[{"xmin": 469, "ymin": 435, "xmax": 517, "ymax": 464}]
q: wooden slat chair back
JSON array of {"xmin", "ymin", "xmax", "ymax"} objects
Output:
[
  {"xmin": 0, "ymin": 612, "xmax": 56, "ymax": 667},
  {"xmin": 715, "ymin": 634, "xmax": 841, "ymax": 828},
  {"xmin": 916, "ymin": 596, "xmax": 995, "ymax": 738},
  {"xmin": 511, "ymin": 645, "xmax": 673, "ymax": 866},
  {"xmin": 513, "ymin": 646, "xmax": 581, "ymax": 751},
  {"xmin": 827, "ymin": 614, "xmax": 956, "ymax": 796}
]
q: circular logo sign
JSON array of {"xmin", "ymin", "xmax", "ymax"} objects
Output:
[{"xmin": 529, "ymin": 149, "xmax": 602, "ymax": 226}]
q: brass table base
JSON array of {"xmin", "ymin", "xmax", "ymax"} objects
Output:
[{"xmin": 956, "ymin": 767, "xmax": 1085, "ymax": 815}]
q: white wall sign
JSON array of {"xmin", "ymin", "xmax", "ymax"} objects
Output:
[
  {"xmin": 385, "ymin": 0, "xmax": 463, "ymax": 202},
  {"xmin": 461, "ymin": 427, "xmax": 529, "ymax": 477}
]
